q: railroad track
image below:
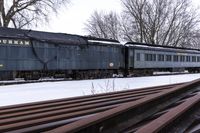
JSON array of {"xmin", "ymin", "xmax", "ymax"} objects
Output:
[
  {"xmin": 0, "ymin": 78, "xmax": 67, "ymax": 86},
  {"xmin": 0, "ymin": 72, "xmax": 195, "ymax": 86},
  {"xmin": 0, "ymin": 80, "xmax": 200, "ymax": 133}
]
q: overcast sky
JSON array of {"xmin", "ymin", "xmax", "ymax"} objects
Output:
[{"xmin": 36, "ymin": 0, "xmax": 200, "ymax": 36}]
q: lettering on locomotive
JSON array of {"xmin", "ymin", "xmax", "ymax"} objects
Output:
[{"xmin": 0, "ymin": 39, "xmax": 30, "ymax": 46}]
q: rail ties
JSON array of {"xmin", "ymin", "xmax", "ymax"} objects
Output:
[{"xmin": 1, "ymin": 81, "xmax": 199, "ymax": 133}]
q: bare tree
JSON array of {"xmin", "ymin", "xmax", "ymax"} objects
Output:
[
  {"xmin": 121, "ymin": 0, "xmax": 200, "ymax": 47},
  {"xmin": 183, "ymin": 30, "xmax": 200, "ymax": 49},
  {"xmin": 0, "ymin": 0, "xmax": 69, "ymax": 29},
  {"xmin": 85, "ymin": 11, "xmax": 122, "ymax": 40}
]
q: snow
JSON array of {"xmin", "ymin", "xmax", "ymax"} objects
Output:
[
  {"xmin": 0, "ymin": 73, "xmax": 200, "ymax": 107},
  {"xmin": 129, "ymin": 44, "xmax": 200, "ymax": 54},
  {"xmin": 88, "ymin": 40, "xmax": 121, "ymax": 45}
]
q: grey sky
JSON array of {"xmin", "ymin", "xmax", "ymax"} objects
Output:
[{"xmin": 36, "ymin": 0, "xmax": 200, "ymax": 35}]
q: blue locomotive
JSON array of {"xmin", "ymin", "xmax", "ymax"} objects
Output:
[
  {"xmin": 0, "ymin": 27, "xmax": 124, "ymax": 80},
  {"xmin": 0, "ymin": 27, "xmax": 200, "ymax": 80}
]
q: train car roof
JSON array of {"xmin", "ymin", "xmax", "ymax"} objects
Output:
[
  {"xmin": 0, "ymin": 27, "xmax": 121, "ymax": 46},
  {"xmin": 85, "ymin": 36, "xmax": 122, "ymax": 46},
  {"xmin": 126, "ymin": 42, "xmax": 200, "ymax": 54}
]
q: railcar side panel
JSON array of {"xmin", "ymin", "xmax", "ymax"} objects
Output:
[{"xmin": 128, "ymin": 46, "xmax": 200, "ymax": 69}]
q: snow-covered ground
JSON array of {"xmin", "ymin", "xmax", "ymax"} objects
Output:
[{"xmin": 0, "ymin": 73, "xmax": 200, "ymax": 107}]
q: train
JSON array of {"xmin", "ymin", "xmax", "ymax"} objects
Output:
[{"xmin": 0, "ymin": 27, "xmax": 200, "ymax": 80}]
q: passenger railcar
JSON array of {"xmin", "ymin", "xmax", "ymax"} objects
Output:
[
  {"xmin": 0, "ymin": 28, "xmax": 124, "ymax": 80},
  {"xmin": 126, "ymin": 42, "xmax": 200, "ymax": 76}
]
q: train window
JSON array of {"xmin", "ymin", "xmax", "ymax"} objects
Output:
[
  {"xmin": 180, "ymin": 56, "xmax": 185, "ymax": 62},
  {"xmin": 197, "ymin": 57, "xmax": 200, "ymax": 62},
  {"xmin": 136, "ymin": 53, "xmax": 140, "ymax": 61},
  {"xmin": 145, "ymin": 54, "xmax": 150, "ymax": 61},
  {"xmin": 158, "ymin": 54, "xmax": 164, "ymax": 61},
  {"xmin": 145, "ymin": 54, "xmax": 155, "ymax": 61},
  {"xmin": 173, "ymin": 55, "xmax": 179, "ymax": 62},
  {"xmin": 145, "ymin": 54, "xmax": 148, "ymax": 61},
  {"xmin": 144, "ymin": 54, "xmax": 147, "ymax": 61},
  {"xmin": 166, "ymin": 55, "xmax": 172, "ymax": 61},
  {"xmin": 192, "ymin": 56, "xmax": 197, "ymax": 62},
  {"xmin": 152, "ymin": 54, "xmax": 156, "ymax": 61},
  {"xmin": 186, "ymin": 56, "xmax": 191, "ymax": 62}
]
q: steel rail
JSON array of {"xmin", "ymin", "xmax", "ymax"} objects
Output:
[
  {"xmin": 0, "ymin": 82, "xmax": 189, "ymax": 132},
  {"xmin": 46, "ymin": 79, "xmax": 200, "ymax": 133},
  {"xmin": 136, "ymin": 92, "xmax": 200, "ymax": 133},
  {"xmin": 0, "ymin": 84, "xmax": 178, "ymax": 132},
  {"xmin": 0, "ymin": 83, "xmax": 179, "ymax": 115}
]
